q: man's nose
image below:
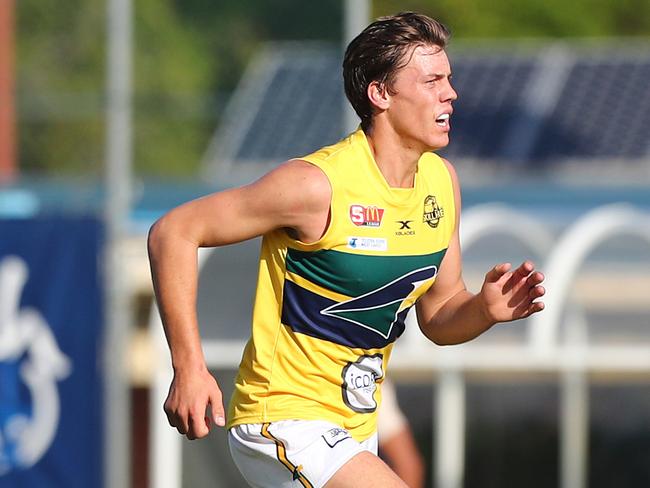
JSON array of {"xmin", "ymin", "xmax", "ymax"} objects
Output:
[{"xmin": 445, "ymin": 81, "xmax": 458, "ymax": 102}]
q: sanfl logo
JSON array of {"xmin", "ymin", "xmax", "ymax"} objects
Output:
[{"xmin": 0, "ymin": 256, "xmax": 72, "ymax": 475}]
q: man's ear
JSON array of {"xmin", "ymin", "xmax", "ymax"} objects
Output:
[{"xmin": 367, "ymin": 81, "xmax": 391, "ymax": 111}]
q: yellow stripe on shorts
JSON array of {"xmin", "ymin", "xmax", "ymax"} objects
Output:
[{"xmin": 260, "ymin": 423, "xmax": 314, "ymax": 488}]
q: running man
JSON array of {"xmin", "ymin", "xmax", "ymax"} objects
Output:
[{"xmin": 148, "ymin": 12, "xmax": 545, "ymax": 488}]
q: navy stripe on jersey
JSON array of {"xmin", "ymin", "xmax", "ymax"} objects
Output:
[
  {"xmin": 281, "ymin": 266, "xmax": 437, "ymax": 349},
  {"xmin": 282, "ymin": 280, "xmax": 409, "ymax": 348}
]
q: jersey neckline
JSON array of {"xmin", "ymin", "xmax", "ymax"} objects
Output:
[{"xmin": 353, "ymin": 129, "xmax": 432, "ymax": 207}]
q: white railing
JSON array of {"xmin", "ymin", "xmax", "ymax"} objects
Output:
[
  {"xmin": 431, "ymin": 203, "xmax": 555, "ymax": 488},
  {"xmin": 148, "ymin": 204, "xmax": 650, "ymax": 488}
]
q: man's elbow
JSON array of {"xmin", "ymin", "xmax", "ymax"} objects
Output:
[
  {"xmin": 147, "ymin": 214, "xmax": 174, "ymax": 258},
  {"xmin": 419, "ymin": 322, "xmax": 450, "ymax": 346},
  {"xmin": 425, "ymin": 331, "xmax": 456, "ymax": 346},
  {"xmin": 417, "ymin": 304, "xmax": 450, "ymax": 346},
  {"xmin": 419, "ymin": 318, "xmax": 466, "ymax": 346},
  {"xmin": 431, "ymin": 337, "xmax": 459, "ymax": 346},
  {"xmin": 148, "ymin": 211, "xmax": 201, "ymax": 259}
]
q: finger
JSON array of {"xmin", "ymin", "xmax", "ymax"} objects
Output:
[
  {"xmin": 527, "ymin": 271, "xmax": 545, "ymax": 286},
  {"xmin": 175, "ymin": 415, "xmax": 189, "ymax": 436},
  {"xmin": 526, "ymin": 301, "xmax": 545, "ymax": 316},
  {"xmin": 188, "ymin": 409, "xmax": 210, "ymax": 439},
  {"xmin": 506, "ymin": 266, "xmax": 545, "ymax": 296},
  {"xmin": 164, "ymin": 404, "xmax": 189, "ymax": 435},
  {"xmin": 485, "ymin": 263, "xmax": 511, "ymax": 283},
  {"xmin": 210, "ymin": 391, "xmax": 226, "ymax": 427},
  {"xmin": 172, "ymin": 416, "xmax": 188, "ymax": 436},
  {"xmin": 514, "ymin": 260, "xmax": 535, "ymax": 277},
  {"xmin": 511, "ymin": 298, "xmax": 544, "ymax": 319},
  {"xmin": 508, "ymin": 281, "xmax": 544, "ymax": 309},
  {"xmin": 529, "ymin": 285, "xmax": 545, "ymax": 300},
  {"xmin": 508, "ymin": 284, "xmax": 533, "ymax": 309}
]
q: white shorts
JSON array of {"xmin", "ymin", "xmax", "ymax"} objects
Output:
[{"xmin": 228, "ymin": 420, "xmax": 378, "ymax": 488}]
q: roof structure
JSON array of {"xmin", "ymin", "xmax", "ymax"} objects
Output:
[{"xmin": 202, "ymin": 41, "xmax": 650, "ymax": 183}]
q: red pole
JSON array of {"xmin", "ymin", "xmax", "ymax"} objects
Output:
[{"xmin": 0, "ymin": 0, "xmax": 16, "ymax": 183}]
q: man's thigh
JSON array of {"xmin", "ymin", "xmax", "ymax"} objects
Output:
[
  {"xmin": 229, "ymin": 420, "xmax": 381, "ymax": 488},
  {"xmin": 324, "ymin": 451, "xmax": 408, "ymax": 488}
]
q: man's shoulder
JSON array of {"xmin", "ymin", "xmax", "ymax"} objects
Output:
[
  {"xmin": 269, "ymin": 159, "xmax": 331, "ymax": 187},
  {"xmin": 420, "ymin": 151, "xmax": 446, "ymax": 165},
  {"xmin": 420, "ymin": 153, "xmax": 457, "ymax": 178},
  {"xmin": 301, "ymin": 131, "xmax": 362, "ymax": 166},
  {"xmin": 272, "ymin": 159, "xmax": 332, "ymax": 208}
]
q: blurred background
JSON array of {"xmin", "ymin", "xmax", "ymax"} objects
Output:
[{"xmin": 1, "ymin": 0, "xmax": 649, "ymax": 487}]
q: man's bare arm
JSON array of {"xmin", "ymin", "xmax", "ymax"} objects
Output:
[
  {"xmin": 416, "ymin": 159, "xmax": 545, "ymax": 345},
  {"xmin": 147, "ymin": 160, "xmax": 331, "ymax": 439}
]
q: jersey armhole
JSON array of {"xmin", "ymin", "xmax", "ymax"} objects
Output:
[
  {"xmin": 433, "ymin": 154, "xmax": 457, "ymax": 236},
  {"xmin": 282, "ymin": 157, "xmax": 337, "ymax": 250}
]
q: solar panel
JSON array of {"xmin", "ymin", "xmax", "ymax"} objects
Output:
[
  {"xmin": 235, "ymin": 60, "xmax": 345, "ymax": 161},
  {"xmin": 531, "ymin": 57, "xmax": 650, "ymax": 161},
  {"xmin": 202, "ymin": 41, "xmax": 650, "ymax": 182},
  {"xmin": 440, "ymin": 54, "xmax": 537, "ymax": 160}
]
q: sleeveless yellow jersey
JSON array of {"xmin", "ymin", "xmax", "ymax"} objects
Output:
[{"xmin": 228, "ymin": 129, "xmax": 456, "ymax": 441}]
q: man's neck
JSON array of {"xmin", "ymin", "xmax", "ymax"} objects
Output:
[{"xmin": 364, "ymin": 124, "xmax": 423, "ymax": 189}]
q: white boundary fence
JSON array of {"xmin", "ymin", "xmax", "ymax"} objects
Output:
[{"xmin": 148, "ymin": 204, "xmax": 650, "ymax": 488}]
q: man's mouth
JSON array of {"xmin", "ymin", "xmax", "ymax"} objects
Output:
[{"xmin": 435, "ymin": 113, "xmax": 450, "ymax": 128}]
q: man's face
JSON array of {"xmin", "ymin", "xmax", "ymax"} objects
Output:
[{"xmin": 383, "ymin": 45, "xmax": 457, "ymax": 152}]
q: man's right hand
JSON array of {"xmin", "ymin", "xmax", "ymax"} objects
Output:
[{"xmin": 163, "ymin": 367, "xmax": 225, "ymax": 440}]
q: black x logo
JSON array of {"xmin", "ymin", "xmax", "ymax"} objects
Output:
[{"xmin": 397, "ymin": 220, "xmax": 413, "ymax": 229}]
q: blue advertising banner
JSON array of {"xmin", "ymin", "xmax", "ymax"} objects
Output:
[{"xmin": 0, "ymin": 218, "xmax": 104, "ymax": 488}]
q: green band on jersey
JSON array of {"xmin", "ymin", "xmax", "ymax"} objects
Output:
[{"xmin": 286, "ymin": 248, "xmax": 447, "ymax": 296}]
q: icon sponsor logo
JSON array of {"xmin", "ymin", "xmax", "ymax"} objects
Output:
[
  {"xmin": 349, "ymin": 204, "xmax": 385, "ymax": 227},
  {"xmin": 395, "ymin": 220, "xmax": 415, "ymax": 236},
  {"xmin": 341, "ymin": 354, "xmax": 384, "ymax": 413},
  {"xmin": 423, "ymin": 195, "xmax": 444, "ymax": 228},
  {"xmin": 322, "ymin": 427, "xmax": 351, "ymax": 448},
  {"xmin": 347, "ymin": 237, "xmax": 388, "ymax": 251}
]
